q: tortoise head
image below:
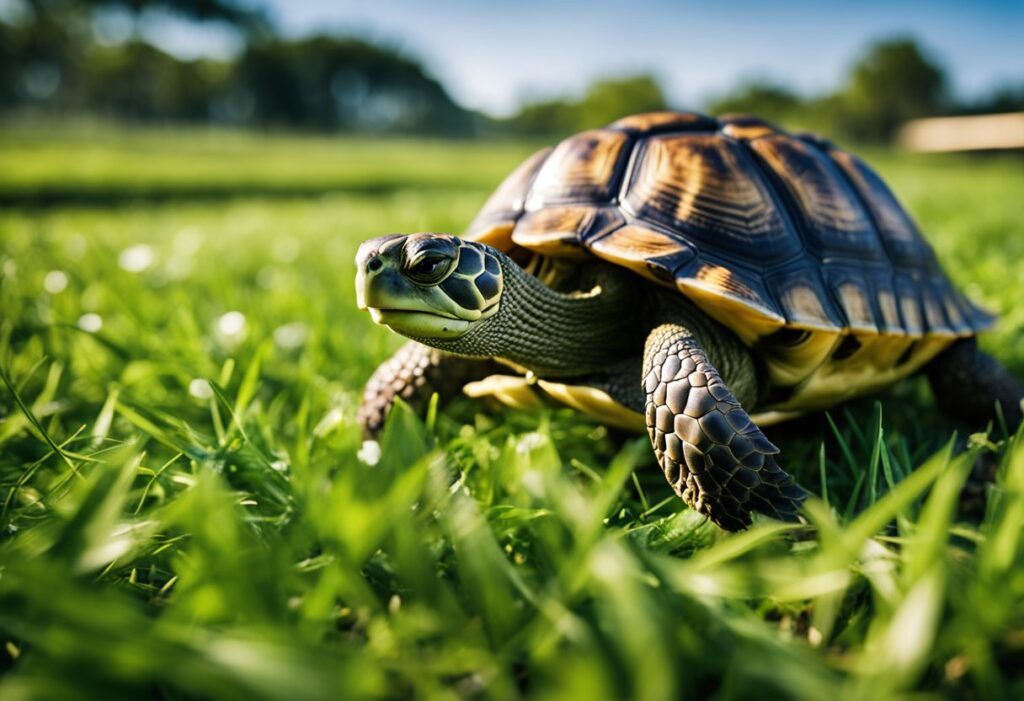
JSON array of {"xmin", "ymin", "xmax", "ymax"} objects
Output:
[{"xmin": 355, "ymin": 233, "xmax": 504, "ymax": 339}]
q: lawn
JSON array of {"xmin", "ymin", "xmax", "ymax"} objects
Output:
[{"xmin": 1, "ymin": 124, "xmax": 1023, "ymax": 700}]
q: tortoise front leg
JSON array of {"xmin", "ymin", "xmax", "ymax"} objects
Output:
[
  {"xmin": 358, "ymin": 342, "xmax": 499, "ymax": 438},
  {"xmin": 926, "ymin": 338, "xmax": 1024, "ymax": 433},
  {"xmin": 643, "ymin": 324, "xmax": 808, "ymax": 531}
]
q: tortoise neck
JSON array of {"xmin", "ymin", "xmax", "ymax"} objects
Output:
[{"xmin": 427, "ymin": 254, "xmax": 640, "ymax": 377}]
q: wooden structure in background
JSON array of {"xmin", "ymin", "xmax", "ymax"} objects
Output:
[{"xmin": 900, "ymin": 112, "xmax": 1024, "ymax": 152}]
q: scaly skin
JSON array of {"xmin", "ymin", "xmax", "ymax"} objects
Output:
[
  {"xmin": 408, "ymin": 257, "xmax": 642, "ymax": 379},
  {"xmin": 643, "ymin": 324, "xmax": 807, "ymax": 530},
  {"xmin": 358, "ymin": 341, "xmax": 498, "ymax": 438}
]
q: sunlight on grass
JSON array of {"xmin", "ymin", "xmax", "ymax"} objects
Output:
[{"xmin": 1, "ymin": 129, "xmax": 1023, "ymax": 699}]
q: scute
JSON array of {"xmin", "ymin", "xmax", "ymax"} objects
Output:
[
  {"xmin": 624, "ymin": 133, "xmax": 798, "ymax": 263},
  {"xmin": 464, "ymin": 147, "xmax": 551, "ymax": 249},
  {"xmin": 526, "ymin": 129, "xmax": 631, "ymax": 208},
  {"xmin": 454, "ymin": 246, "xmax": 484, "ymax": 276},
  {"xmin": 719, "ymin": 114, "xmax": 780, "ymax": 141},
  {"xmin": 476, "ymin": 271, "xmax": 500, "ymax": 300},
  {"xmin": 461, "ymin": 111, "xmax": 995, "ymax": 405},
  {"xmin": 512, "ymin": 205, "xmax": 623, "ymax": 259},
  {"xmin": 589, "ymin": 223, "xmax": 696, "ymax": 284},
  {"xmin": 871, "ymin": 273, "xmax": 903, "ymax": 333},
  {"xmin": 826, "ymin": 148, "xmax": 938, "ymax": 270},
  {"xmin": 894, "ymin": 274, "xmax": 926, "ymax": 336},
  {"xmin": 765, "ymin": 263, "xmax": 843, "ymax": 332},
  {"xmin": 674, "ymin": 258, "xmax": 785, "ymax": 341},
  {"xmin": 611, "ymin": 111, "xmax": 717, "ymax": 133},
  {"xmin": 823, "ymin": 267, "xmax": 879, "ymax": 334},
  {"xmin": 748, "ymin": 135, "xmax": 886, "ymax": 262},
  {"xmin": 441, "ymin": 275, "xmax": 483, "ymax": 311}
]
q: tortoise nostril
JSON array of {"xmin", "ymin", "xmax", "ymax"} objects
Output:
[{"xmin": 367, "ymin": 256, "xmax": 383, "ymax": 272}]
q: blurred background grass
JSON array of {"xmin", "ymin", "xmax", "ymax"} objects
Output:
[{"xmin": 2, "ymin": 1, "xmax": 1024, "ymax": 699}]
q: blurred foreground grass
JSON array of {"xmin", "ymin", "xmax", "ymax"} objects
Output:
[{"xmin": 1, "ymin": 125, "xmax": 1024, "ymax": 700}]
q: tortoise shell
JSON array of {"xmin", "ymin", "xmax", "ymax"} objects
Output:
[{"xmin": 463, "ymin": 111, "xmax": 994, "ymax": 414}]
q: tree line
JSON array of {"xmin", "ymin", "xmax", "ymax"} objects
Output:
[
  {"xmin": 702, "ymin": 38, "xmax": 1024, "ymax": 142},
  {"xmin": 500, "ymin": 38, "xmax": 1023, "ymax": 142},
  {"xmin": 1, "ymin": 0, "xmax": 474, "ymax": 134},
  {"xmin": 2, "ymin": 1, "xmax": 1021, "ymax": 140}
]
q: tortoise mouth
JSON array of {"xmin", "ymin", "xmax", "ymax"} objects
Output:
[
  {"xmin": 368, "ymin": 306, "xmax": 462, "ymax": 320},
  {"xmin": 368, "ymin": 307, "xmax": 470, "ymax": 339}
]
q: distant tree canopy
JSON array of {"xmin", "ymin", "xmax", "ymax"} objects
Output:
[
  {"xmin": 959, "ymin": 82, "xmax": 1024, "ymax": 115},
  {"xmin": 0, "ymin": 3, "xmax": 475, "ymax": 134},
  {"xmin": 74, "ymin": 41, "xmax": 227, "ymax": 121},
  {"xmin": 504, "ymin": 39, "xmax": 965, "ymax": 141},
  {"xmin": 23, "ymin": 0, "xmax": 268, "ymax": 32},
  {"xmin": 1, "ymin": 5, "xmax": 1019, "ymax": 143},
  {"xmin": 233, "ymin": 37, "xmax": 472, "ymax": 133},
  {"xmin": 836, "ymin": 38, "xmax": 948, "ymax": 140},
  {"xmin": 705, "ymin": 37, "xmax": 963, "ymax": 141},
  {"xmin": 500, "ymin": 75, "xmax": 668, "ymax": 135},
  {"xmin": 705, "ymin": 82, "xmax": 803, "ymax": 124}
]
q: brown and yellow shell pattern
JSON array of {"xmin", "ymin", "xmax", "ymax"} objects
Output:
[{"xmin": 464, "ymin": 111, "xmax": 994, "ymax": 415}]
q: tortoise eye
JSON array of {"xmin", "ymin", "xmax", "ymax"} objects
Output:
[{"xmin": 406, "ymin": 253, "xmax": 452, "ymax": 284}]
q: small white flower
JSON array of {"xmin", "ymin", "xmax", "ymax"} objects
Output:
[
  {"xmin": 77, "ymin": 313, "xmax": 103, "ymax": 332},
  {"xmin": 273, "ymin": 322, "xmax": 308, "ymax": 350},
  {"xmin": 189, "ymin": 378, "xmax": 214, "ymax": 400},
  {"xmin": 215, "ymin": 311, "xmax": 248, "ymax": 346},
  {"xmin": 44, "ymin": 270, "xmax": 68, "ymax": 293},
  {"xmin": 119, "ymin": 244, "xmax": 154, "ymax": 273},
  {"xmin": 357, "ymin": 440, "xmax": 382, "ymax": 466}
]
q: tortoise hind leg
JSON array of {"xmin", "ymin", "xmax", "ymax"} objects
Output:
[
  {"xmin": 926, "ymin": 338, "xmax": 1024, "ymax": 434},
  {"xmin": 358, "ymin": 342, "xmax": 500, "ymax": 438},
  {"xmin": 642, "ymin": 324, "xmax": 808, "ymax": 531}
]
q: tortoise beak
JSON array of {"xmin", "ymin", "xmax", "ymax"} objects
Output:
[{"xmin": 355, "ymin": 236, "xmax": 405, "ymax": 311}]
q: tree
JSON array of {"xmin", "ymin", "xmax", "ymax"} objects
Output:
[
  {"xmin": 576, "ymin": 75, "xmax": 667, "ymax": 128},
  {"xmin": 1, "ymin": 2, "xmax": 475, "ymax": 134},
  {"xmin": 231, "ymin": 36, "xmax": 474, "ymax": 134},
  {"xmin": 76, "ymin": 41, "xmax": 227, "ymax": 121},
  {"xmin": 705, "ymin": 81, "xmax": 802, "ymax": 122},
  {"xmin": 49, "ymin": 0, "xmax": 269, "ymax": 35},
  {"xmin": 503, "ymin": 74, "xmax": 668, "ymax": 137},
  {"xmin": 835, "ymin": 37, "xmax": 948, "ymax": 140},
  {"xmin": 958, "ymin": 81, "xmax": 1024, "ymax": 115},
  {"xmin": 2, "ymin": 0, "xmax": 265, "ymax": 114},
  {"xmin": 502, "ymin": 99, "xmax": 579, "ymax": 137}
]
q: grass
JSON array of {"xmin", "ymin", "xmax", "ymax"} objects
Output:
[
  {"xmin": 1, "ymin": 123, "xmax": 1023, "ymax": 700},
  {"xmin": 0, "ymin": 123, "xmax": 538, "ymax": 205}
]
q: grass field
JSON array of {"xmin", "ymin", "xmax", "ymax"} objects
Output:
[{"xmin": 1, "ymin": 124, "xmax": 1024, "ymax": 700}]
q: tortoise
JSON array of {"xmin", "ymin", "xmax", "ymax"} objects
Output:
[{"xmin": 354, "ymin": 111, "xmax": 1023, "ymax": 531}]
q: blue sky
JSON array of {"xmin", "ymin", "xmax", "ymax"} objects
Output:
[{"xmin": 152, "ymin": 0, "xmax": 1023, "ymax": 116}]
